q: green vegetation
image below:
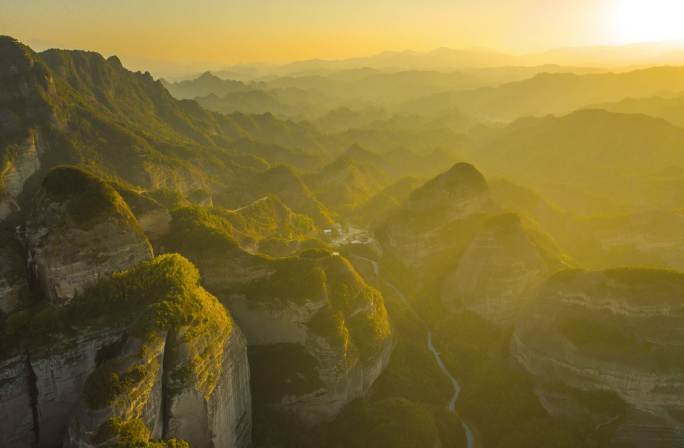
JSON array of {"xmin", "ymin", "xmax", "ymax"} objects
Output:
[
  {"xmin": 84, "ymin": 362, "xmax": 149, "ymax": 409},
  {"xmin": 165, "ymin": 205, "xmax": 239, "ymax": 254},
  {"xmin": 93, "ymin": 417, "xmax": 189, "ymax": 448},
  {"xmin": 248, "ymin": 343, "xmax": 324, "ymax": 403},
  {"xmin": 354, "ymin": 176, "xmax": 423, "ymax": 226},
  {"xmin": 6, "ymin": 31, "xmax": 684, "ymax": 448},
  {"xmin": 0, "ymin": 254, "xmax": 232, "ymax": 403},
  {"xmin": 61, "ymin": 254, "xmax": 232, "ymax": 422},
  {"xmin": 217, "ymin": 164, "xmax": 334, "ymax": 226},
  {"xmin": 43, "ymin": 165, "xmax": 139, "ymax": 229},
  {"xmin": 559, "ymin": 318, "xmax": 632, "ymax": 349},
  {"xmin": 234, "ymin": 255, "xmax": 327, "ymax": 305},
  {"xmin": 73, "ymin": 254, "xmax": 230, "ymax": 336},
  {"xmin": 215, "ymin": 195, "xmax": 317, "ymax": 242},
  {"xmin": 230, "ymin": 250, "xmax": 391, "ymax": 362},
  {"xmin": 604, "ymin": 268, "xmax": 684, "ymax": 302},
  {"xmin": 326, "ymin": 398, "xmax": 446, "ymax": 448},
  {"xmin": 304, "ymin": 156, "xmax": 387, "ymax": 216},
  {"xmin": 431, "ymin": 309, "xmax": 622, "ymax": 448},
  {"xmin": 165, "ymin": 198, "xmax": 319, "ymax": 257}
]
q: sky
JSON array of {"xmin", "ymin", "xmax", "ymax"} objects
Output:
[{"xmin": 2, "ymin": 0, "xmax": 684, "ymax": 74}]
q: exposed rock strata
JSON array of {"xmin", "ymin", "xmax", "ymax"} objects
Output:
[
  {"xmin": 25, "ymin": 167, "xmax": 153, "ymax": 305},
  {"xmin": 440, "ymin": 214, "xmax": 563, "ymax": 324},
  {"xmin": 512, "ymin": 269, "xmax": 684, "ymax": 448},
  {"xmin": 169, "ymin": 214, "xmax": 394, "ymax": 423}
]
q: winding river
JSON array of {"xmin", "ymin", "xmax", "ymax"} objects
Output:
[{"xmin": 352, "ymin": 255, "xmax": 475, "ymax": 448}]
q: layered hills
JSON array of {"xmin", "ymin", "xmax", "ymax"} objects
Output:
[
  {"xmin": 471, "ymin": 109, "xmax": 684, "ymax": 214},
  {"xmin": 513, "ymin": 268, "xmax": 684, "ymax": 447},
  {"xmin": 162, "ymin": 203, "xmax": 394, "ymax": 422},
  {"xmin": 0, "ymin": 166, "xmax": 252, "ymax": 448},
  {"xmin": 378, "ymin": 162, "xmax": 567, "ymax": 325},
  {"xmin": 5, "ymin": 32, "xmax": 684, "ymax": 448}
]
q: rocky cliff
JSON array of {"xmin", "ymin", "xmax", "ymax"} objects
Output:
[
  {"xmin": 165, "ymin": 208, "xmax": 393, "ymax": 422},
  {"xmin": 0, "ymin": 36, "xmax": 55, "ymax": 221},
  {"xmin": 0, "ymin": 255, "xmax": 252, "ymax": 448},
  {"xmin": 440, "ymin": 213, "xmax": 565, "ymax": 324},
  {"xmin": 512, "ymin": 268, "xmax": 684, "ymax": 447},
  {"xmin": 378, "ymin": 163, "xmax": 494, "ymax": 270},
  {"xmin": 378, "ymin": 163, "xmax": 566, "ymax": 325},
  {"xmin": 0, "ymin": 226, "xmax": 31, "ymax": 316},
  {"xmin": 25, "ymin": 166, "xmax": 153, "ymax": 305},
  {"xmin": 0, "ymin": 166, "xmax": 252, "ymax": 447}
]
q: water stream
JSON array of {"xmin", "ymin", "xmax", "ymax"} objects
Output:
[{"xmin": 352, "ymin": 255, "xmax": 476, "ymax": 448}]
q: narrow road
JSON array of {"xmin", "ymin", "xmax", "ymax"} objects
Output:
[{"xmin": 351, "ymin": 255, "xmax": 476, "ymax": 448}]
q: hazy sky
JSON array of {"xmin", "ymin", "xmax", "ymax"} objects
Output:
[{"xmin": 3, "ymin": 0, "xmax": 683, "ymax": 72}]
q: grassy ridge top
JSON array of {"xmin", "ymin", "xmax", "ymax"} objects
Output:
[{"xmin": 42, "ymin": 165, "xmax": 140, "ymax": 229}]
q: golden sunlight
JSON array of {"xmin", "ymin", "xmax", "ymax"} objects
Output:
[{"xmin": 613, "ymin": 0, "xmax": 684, "ymax": 43}]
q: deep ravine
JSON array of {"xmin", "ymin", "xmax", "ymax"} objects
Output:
[{"xmin": 351, "ymin": 255, "xmax": 476, "ymax": 448}]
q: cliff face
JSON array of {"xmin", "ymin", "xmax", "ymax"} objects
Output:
[
  {"xmin": 0, "ymin": 166, "xmax": 252, "ymax": 447},
  {"xmin": 0, "ymin": 227, "xmax": 30, "ymax": 315},
  {"xmin": 441, "ymin": 214, "xmax": 564, "ymax": 324},
  {"xmin": 0, "ymin": 36, "xmax": 55, "ymax": 222},
  {"xmin": 512, "ymin": 269, "xmax": 684, "ymax": 447},
  {"xmin": 378, "ymin": 163, "xmax": 565, "ymax": 325},
  {"xmin": 0, "ymin": 354, "xmax": 39, "ymax": 447},
  {"xmin": 0, "ymin": 130, "xmax": 44, "ymax": 220},
  {"xmin": 163, "ymin": 323, "xmax": 252, "ymax": 448},
  {"xmin": 378, "ymin": 163, "xmax": 494, "ymax": 269},
  {"xmin": 0, "ymin": 255, "xmax": 252, "ymax": 448},
  {"xmin": 168, "ymin": 208, "xmax": 394, "ymax": 423},
  {"xmin": 25, "ymin": 167, "xmax": 153, "ymax": 305},
  {"xmin": 65, "ymin": 332, "xmax": 168, "ymax": 447},
  {"xmin": 215, "ymin": 252, "xmax": 392, "ymax": 423}
]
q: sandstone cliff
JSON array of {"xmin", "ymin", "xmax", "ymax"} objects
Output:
[
  {"xmin": 0, "ymin": 166, "xmax": 252, "ymax": 447},
  {"xmin": 512, "ymin": 268, "xmax": 684, "ymax": 447},
  {"xmin": 0, "ymin": 255, "xmax": 252, "ymax": 448},
  {"xmin": 25, "ymin": 167, "xmax": 153, "ymax": 305},
  {"xmin": 378, "ymin": 163, "xmax": 494, "ymax": 270},
  {"xmin": 378, "ymin": 163, "xmax": 566, "ymax": 325},
  {"xmin": 440, "ymin": 213, "xmax": 565, "ymax": 324},
  {"xmin": 165, "ymin": 207, "xmax": 393, "ymax": 422}
]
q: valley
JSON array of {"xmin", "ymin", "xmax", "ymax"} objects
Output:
[{"xmin": 2, "ymin": 23, "xmax": 684, "ymax": 448}]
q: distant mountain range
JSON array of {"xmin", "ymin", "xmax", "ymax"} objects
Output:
[{"xmin": 192, "ymin": 42, "xmax": 684, "ymax": 81}]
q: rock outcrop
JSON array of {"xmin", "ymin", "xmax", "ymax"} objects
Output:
[
  {"xmin": 0, "ymin": 130, "xmax": 44, "ymax": 220},
  {"xmin": 0, "ymin": 36, "xmax": 56, "ymax": 221},
  {"xmin": 228, "ymin": 251, "xmax": 393, "ymax": 423},
  {"xmin": 0, "ymin": 166, "xmax": 251, "ymax": 447},
  {"xmin": 63, "ymin": 254, "xmax": 252, "ymax": 448},
  {"xmin": 0, "ymin": 354, "xmax": 39, "ymax": 447},
  {"xmin": 166, "ymin": 208, "xmax": 393, "ymax": 422},
  {"xmin": 164, "ymin": 325, "xmax": 251, "ymax": 447},
  {"xmin": 378, "ymin": 163, "xmax": 494, "ymax": 269},
  {"xmin": 377, "ymin": 161, "xmax": 478, "ymax": 267},
  {"xmin": 440, "ymin": 213, "xmax": 565, "ymax": 324},
  {"xmin": 512, "ymin": 268, "xmax": 684, "ymax": 448},
  {"xmin": 378, "ymin": 163, "xmax": 566, "ymax": 325},
  {"xmin": 25, "ymin": 166, "xmax": 153, "ymax": 305},
  {"xmin": 0, "ymin": 254, "xmax": 252, "ymax": 448},
  {"xmin": 0, "ymin": 227, "xmax": 31, "ymax": 315}
]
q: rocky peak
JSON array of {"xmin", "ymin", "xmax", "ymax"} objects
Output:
[
  {"xmin": 0, "ymin": 36, "xmax": 55, "ymax": 134},
  {"xmin": 406, "ymin": 162, "xmax": 490, "ymax": 217}
]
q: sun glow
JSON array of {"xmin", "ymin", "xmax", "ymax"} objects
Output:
[{"xmin": 613, "ymin": 0, "xmax": 684, "ymax": 43}]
